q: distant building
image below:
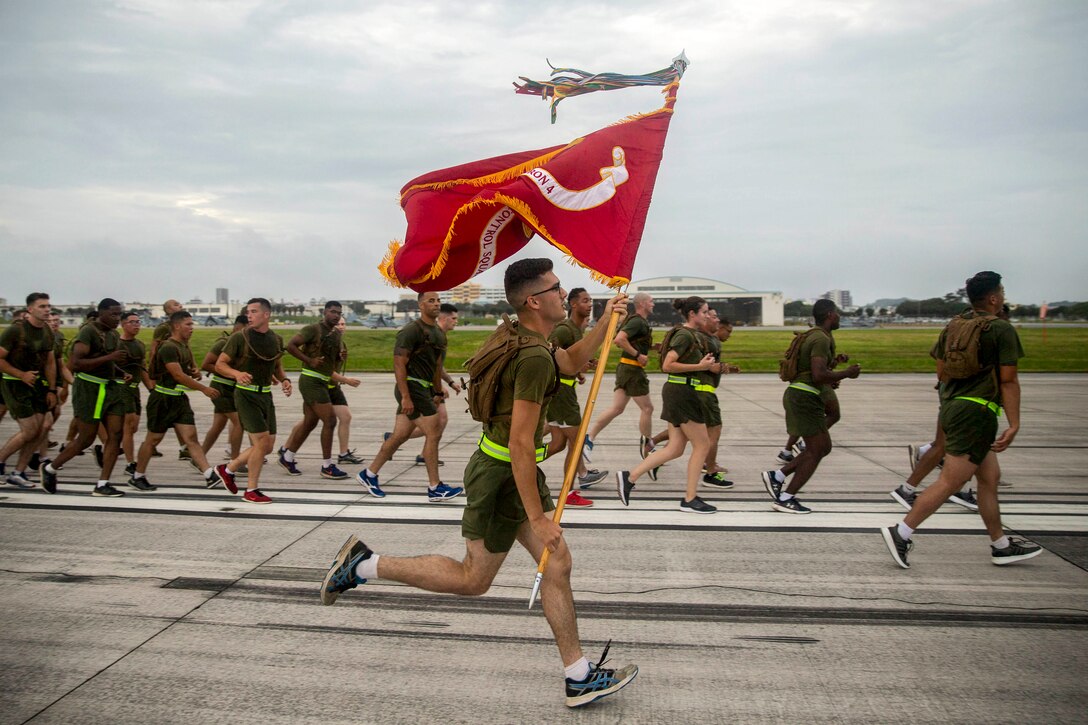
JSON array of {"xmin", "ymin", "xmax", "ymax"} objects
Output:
[
  {"xmin": 216, "ymin": 288, "xmax": 229, "ymax": 304},
  {"xmin": 446, "ymin": 282, "xmax": 508, "ymax": 305},
  {"xmin": 822, "ymin": 289, "xmax": 853, "ymax": 309},
  {"xmin": 592, "ymin": 276, "xmax": 784, "ymax": 326}
]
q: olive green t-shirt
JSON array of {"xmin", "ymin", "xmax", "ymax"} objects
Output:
[
  {"xmin": 152, "ymin": 322, "xmax": 171, "ymax": 343},
  {"xmin": 156, "ymin": 339, "xmax": 195, "ymax": 391},
  {"xmin": 483, "ymin": 327, "xmax": 557, "ymax": 449},
  {"xmin": 117, "ymin": 337, "xmax": 146, "ymax": 380},
  {"xmin": 0, "ymin": 321, "xmax": 53, "ymax": 373},
  {"xmin": 666, "ymin": 326, "xmax": 706, "ymax": 369},
  {"xmin": 548, "ymin": 318, "xmax": 583, "ymax": 383},
  {"xmin": 793, "ymin": 329, "xmax": 834, "ymax": 387},
  {"xmin": 74, "ymin": 323, "xmax": 121, "ymax": 380},
  {"xmin": 296, "ymin": 321, "xmax": 342, "ymax": 377},
  {"xmin": 222, "ymin": 328, "xmax": 284, "ymax": 386},
  {"xmin": 395, "ymin": 320, "xmax": 446, "ymax": 384},
  {"xmin": 935, "ymin": 311, "xmax": 1024, "ymax": 405},
  {"xmin": 620, "ymin": 314, "xmax": 652, "ymax": 357},
  {"xmin": 209, "ymin": 332, "xmax": 231, "ymax": 358},
  {"xmin": 701, "ymin": 331, "xmax": 723, "ymax": 387},
  {"xmin": 53, "ymin": 330, "xmax": 66, "ymax": 371}
]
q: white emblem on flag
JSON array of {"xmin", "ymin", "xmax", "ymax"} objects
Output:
[{"xmin": 521, "ymin": 146, "xmax": 629, "ymax": 211}]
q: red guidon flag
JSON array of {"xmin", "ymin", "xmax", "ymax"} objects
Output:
[{"xmin": 379, "ymin": 82, "xmax": 680, "ymax": 291}]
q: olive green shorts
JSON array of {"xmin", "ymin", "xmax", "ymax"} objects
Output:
[
  {"xmin": 300, "ymin": 374, "xmax": 336, "ymax": 406},
  {"xmin": 461, "ymin": 449, "xmax": 555, "ymax": 554},
  {"xmin": 940, "ymin": 398, "xmax": 999, "ymax": 466},
  {"xmin": 395, "ymin": 381, "xmax": 437, "ymax": 420},
  {"xmin": 783, "ymin": 386, "xmax": 827, "ymax": 438},
  {"xmin": 660, "ymin": 380, "xmax": 704, "ymax": 426},
  {"xmin": 1, "ymin": 379, "xmax": 49, "ymax": 419},
  {"xmin": 235, "ymin": 388, "xmax": 276, "ymax": 434},
  {"xmin": 119, "ymin": 383, "xmax": 142, "ymax": 416},
  {"xmin": 146, "ymin": 391, "xmax": 195, "ymax": 433},
  {"xmin": 211, "ymin": 381, "xmax": 237, "ymax": 414},
  {"xmin": 614, "ymin": 363, "xmax": 650, "ymax": 397},
  {"xmin": 699, "ymin": 390, "xmax": 722, "ymax": 428},
  {"xmin": 328, "ymin": 384, "xmax": 348, "ymax": 407},
  {"xmin": 72, "ymin": 378, "xmax": 125, "ymax": 423},
  {"xmin": 546, "ymin": 383, "xmax": 581, "ymax": 428}
]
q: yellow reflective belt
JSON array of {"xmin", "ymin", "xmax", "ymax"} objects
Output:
[
  {"xmin": 210, "ymin": 374, "xmax": 236, "ymax": 387},
  {"xmin": 76, "ymin": 372, "xmax": 109, "ymax": 417},
  {"xmin": 128, "ymin": 382, "xmax": 139, "ymax": 388},
  {"xmin": 559, "ymin": 377, "xmax": 578, "ymax": 387},
  {"xmin": 694, "ymin": 384, "xmax": 716, "ymax": 393},
  {"xmin": 788, "ymin": 382, "xmax": 821, "ymax": 395},
  {"xmin": 2, "ymin": 373, "xmax": 23, "ymax": 382},
  {"xmin": 237, "ymin": 383, "xmax": 273, "ymax": 393},
  {"xmin": 301, "ymin": 368, "xmax": 332, "ymax": 383},
  {"xmin": 619, "ymin": 356, "xmax": 645, "ymax": 367},
  {"xmin": 153, "ymin": 385, "xmax": 187, "ymax": 397},
  {"xmin": 478, "ymin": 433, "xmax": 546, "ymax": 463},
  {"xmin": 953, "ymin": 396, "xmax": 1003, "ymax": 416},
  {"xmin": 407, "ymin": 376, "xmax": 433, "ymax": 388},
  {"xmin": 666, "ymin": 375, "xmax": 696, "ymax": 386}
]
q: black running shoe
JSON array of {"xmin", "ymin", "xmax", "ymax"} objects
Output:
[
  {"xmin": 337, "ymin": 449, "xmax": 364, "ymax": 465},
  {"xmin": 94, "ymin": 444, "xmax": 104, "ymax": 468},
  {"xmin": 949, "ymin": 488, "xmax": 979, "ymax": 512},
  {"xmin": 616, "ymin": 470, "xmax": 634, "ymax": 506},
  {"xmin": 890, "ymin": 485, "xmax": 916, "ymax": 510},
  {"xmin": 761, "ymin": 470, "xmax": 782, "ymax": 501},
  {"xmin": 647, "ymin": 464, "xmax": 660, "ymax": 482},
  {"xmin": 415, "ymin": 455, "xmax": 444, "ymax": 466},
  {"xmin": 28, "ymin": 453, "xmax": 41, "ymax": 471},
  {"xmin": 701, "ymin": 472, "xmax": 734, "ymax": 489},
  {"xmin": 907, "ymin": 444, "xmax": 920, "ymax": 472},
  {"xmin": 126, "ymin": 476, "xmax": 157, "ymax": 492},
  {"xmin": 205, "ymin": 468, "xmax": 224, "ymax": 489},
  {"xmin": 320, "ymin": 535, "xmax": 373, "ymax": 606},
  {"xmin": 124, "ymin": 461, "xmax": 137, "ymax": 476},
  {"xmin": 41, "ymin": 466, "xmax": 58, "ymax": 494},
  {"xmin": 881, "ymin": 525, "xmax": 912, "ymax": 569},
  {"xmin": 991, "ymin": 538, "xmax": 1042, "ymax": 566},
  {"xmin": 178, "ymin": 446, "xmax": 192, "ymax": 460},
  {"xmin": 680, "ymin": 496, "xmax": 717, "ymax": 514},
  {"xmin": 772, "ymin": 496, "xmax": 811, "ymax": 514},
  {"xmin": 565, "ymin": 640, "xmax": 638, "ymax": 708},
  {"xmin": 92, "ymin": 483, "xmax": 124, "ymax": 497}
]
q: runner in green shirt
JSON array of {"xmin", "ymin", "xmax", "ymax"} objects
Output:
[
  {"xmin": 199, "ymin": 314, "xmax": 247, "ymax": 462},
  {"xmin": 117, "ymin": 312, "xmax": 153, "ymax": 477},
  {"xmin": 882, "ymin": 271, "xmax": 1041, "ymax": 569},
  {"xmin": 213, "ymin": 297, "xmax": 291, "ymax": 505},
  {"xmin": 697, "ymin": 310, "xmax": 740, "ymax": 490},
  {"xmin": 41, "ymin": 298, "xmax": 130, "ymax": 496},
  {"xmin": 320, "ymin": 258, "xmax": 638, "ymax": 708}
]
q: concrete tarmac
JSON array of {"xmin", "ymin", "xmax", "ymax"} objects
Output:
[{"xmin": 1, "ymin": 373, "xmax": 1086, "ymax": 724}]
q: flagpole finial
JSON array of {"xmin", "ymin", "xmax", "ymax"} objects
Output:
[{"xmin": 672, "ymin": 51, "xmax": 691, "ymax": 77}]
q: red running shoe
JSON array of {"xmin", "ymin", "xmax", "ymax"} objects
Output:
[
  {"xmin": 565, "ymin": 491, "xmax": 594, "ymax": 508},
  {"xmin": 215, "ymin": 464, "xmax": 237, "ymax": 494},
  {"xmin": 243, "ymin": 489, "xmax": 271, "ymax": 504}
]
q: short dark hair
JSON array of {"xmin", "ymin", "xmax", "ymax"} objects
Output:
[
  {"xmin": 567, "ymin": 287, "xmax": 588, "ymax": 305},
  {"xmin": 26, "ymin": 292, "xmax": 49, "ymax": 306},
  {"xmin": 169, "ymin": 310, "xmax": 192, "ymax": 326},
  {"xmin": 505, "ymin": 258, "xmax": 554, "ymax": 308},
  {"xmin": 813, "ymin": 299, "xmax": 836, "ymax": 323},
  {"xmin": 121, "ymin": 312, "xmax": 140, "ymax": 322},
  {"xmin": 439, "ymin": 303, "xmax": 458, "ymax": 315},
  {"xmin": 720, "ymin": 316, "xmax": 733, "ymax": 326},
  {"xmin": 324, "ymin": 300, "xmax": 342, "ymax": 310},
  {"xmin": 965, "ymin": 271, "xmax": 1002, "ymax": 303},
  {"xmin": 234, "ymin": 313, "xmax": 249, "ymax": 326},
  {"xmin": 672, "ymin": 296, "xmax": 706, "ymax": 319},
  {"xmin": 246, "ymin": 297, "xmax": 271, "ymax": 312},
  {"xmin": 98, "ymin": 298, "xmax": 121, "ymax": 311}
]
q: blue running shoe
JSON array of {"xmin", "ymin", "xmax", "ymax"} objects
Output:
[
  {"xmin": 278, "ymin": 452, "xmax": 302, "ymax": 476},
  {"xmin": 565, "ymin": 641, "xmax": 638, "ymax": 708},
  {"xmin": 356, "ymin": 469, "xmax": 386, "ymax": 498},
  {"xmin": 321, "ymin": 464, "xmax": 349, "ymax": 480},
  {"xmin": 320, "ymin": 535, "xmax": 373, "ymax": 605},
  {"xmin": 581, "ymin": 435, "xmax": 594, "ymax": 464},
  {"xmin": 427, "ymin": 482, "xmax": 464, "ymax": 502}
]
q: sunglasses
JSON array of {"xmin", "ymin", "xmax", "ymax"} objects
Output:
[{"xmin": 528, "ymin": 281, "xmax": 563, "ymax": 298}]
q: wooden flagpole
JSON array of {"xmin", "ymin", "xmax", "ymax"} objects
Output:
[{"xmin": 528, "ymin": 297, "xmax": 626, "ymax": 609}]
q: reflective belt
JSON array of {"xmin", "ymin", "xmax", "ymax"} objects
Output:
[
  {"xmin": 236, "ymin": 383, "xmax": 273, "ymax": 393},
  {"xmin": 619, "ymin": 356, "xmax": 645, "ymax": 367},
  {"xmin": 694, "ymin": 384, "xmax": 716, "ymax": 393},
  {"xmin": 666, "ymin": 375, "xmax": 697, "ymax": 386},
  {"xmin": 788, "ymin": 382, "xmax": 821, "ymax": 396},
  {"xmin": 301, "ymin": 368, "xmax": 332, "ymax": 383},
  {"xmin": 954, "ymin": 396, "xmax": 1003, "ymax": 416},
  {"xmin": 407, "ymin": 376, "xmax": 433, "ymax": 388},
  {"xmin": 478, "ymin": 433, "xmax": 546, "ymax": 463},
  {"xmin": 128, "ymin": 382, "xmax": 139, "ymax": 389},
  {"xmin": 559, "ymin": 377, "xmax": 578, "ymax": 387},
  {"xmin": 75, "ymin": 372, "xmax": 110, "ymax": 418},
  {"xmin": 153, "ymin": 385, "xmax": 187, "ymax": 397},
  {"xmin": 2, "ymin": 373, "xmax": 25, "ymax": 382},
  {"xmin": 210, "ymin": 374, "xmax": 236, "ymax": 387}
]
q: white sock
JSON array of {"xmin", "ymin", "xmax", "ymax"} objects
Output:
[
  {"xmin": 897, "ymin": 522, "xmax": 914, "ymax": 540},
  {"xmin": 992, "ymin": 535, "xmax": 1010, "ymax": 549},
  {"xmin": 365, "ymin": 468, "xmax": 379, "ymax": 479},
  {"xmin": 773, "ymin": 470, "xmax": 785, "ymax": 483},
  {"xmin": 919, "ymin": 443, "xmax": 932, "ymax": 456},
  {"xmin": 284, "ymin": 450, "xmax": 295, "ymax": 463},
  {"xmin": 45, "ymin": 463, "xmax": 59, "ymax": 474},
  {"xmin": 778, "ymin": 492, "xmax": 794, "ymax": 502},
  {"xmin": 203, "ymin": 468, "xmax": 214, "ymax": 479},
  {"xmin": 322, "ymin": 458, "xmax": 332, "ymax": 467},
  {"xmin": 354, "ymin": 553, "xmax": 379, "ymax": 581},
  {"xmin": 96, "ymin": 480, "xmax": 108, "ymax": 488},
  {"xmin": 901, "ymin": 483, "xmax": 917, "ymax": 494},
  {"xmin": 134, "ymin": 472, "xmax": 146, "ymax": 479},
  {"xmin": 565, "ymin": 657, "xmax": 591, "ymax": 682}
]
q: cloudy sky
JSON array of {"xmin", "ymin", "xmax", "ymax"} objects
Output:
[{"xmin": 1, "ymin": 0, "xmax": 1084, "ymax": 307}]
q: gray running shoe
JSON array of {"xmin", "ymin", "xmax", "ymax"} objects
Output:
[
  {"xmin": 776, "ymin": 449, "xmax": 795, "ymax": 463},
  {"xmin": 320, "ymin": 535, "xmax": 373, "ymax": 606},
  {"xmin": 126, "ymin": 476, "xmax": 157, "ymax": 492},
  {"xmin": 949, "ymin": 489, "xmax": 979, "ymax": 512},
  {"xmin": 5, "ymin": 472, "xmax": 36, "ymax": 489},
  {"xmin": 991, "ymin": 537, "xmax": 1042, "ymax": 566},
  {"xmin": 680, "ymin": 496, "xmax": 717, "ymax": 514},
  {"xmin": 891, "ymin": 485, "xmax": 916, "ymax": 510},
  {"xmin": 881, "ymin": 525, "xmax": 912, "ymax": 569},
  {"xmin": 578, "ymin": 469, "xmax": 608, "ymax": 487}
]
